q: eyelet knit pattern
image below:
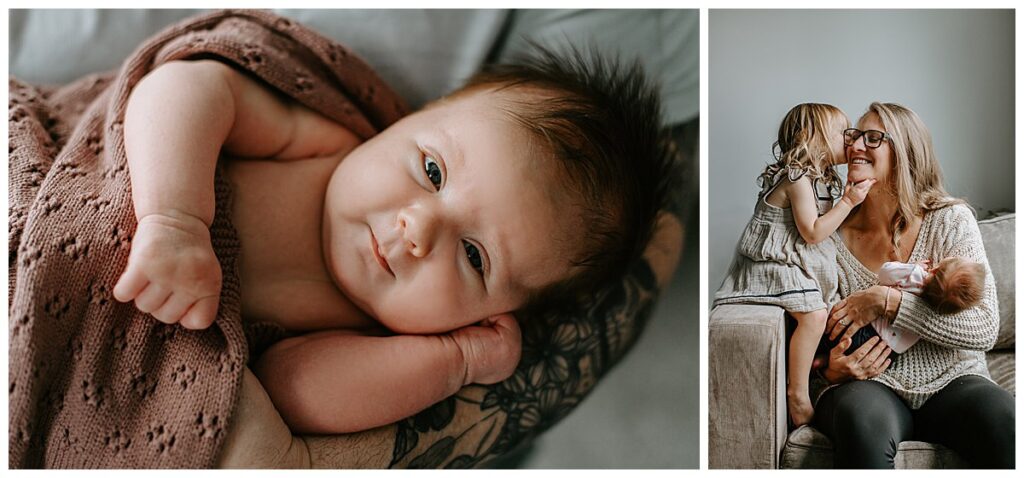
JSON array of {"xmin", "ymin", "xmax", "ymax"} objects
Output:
[
  {"xmin": 9, "ymin": 10, "xmax": 407, "ymax": 468},
  {"xmin": 832, "ymin": 204, "xmax": 999, "ymax": 409}
]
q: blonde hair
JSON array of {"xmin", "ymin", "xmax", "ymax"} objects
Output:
[
  {"xmin": 865, "ymin": 102, "xmax": 965, "ymax": 260},
  {"xmin": 921, "ymin": 257, "xmax": 985, "ymax": 314},
  {"xmin": 761, "ymin": 103, "xmax": 846, "ymax": 193}
]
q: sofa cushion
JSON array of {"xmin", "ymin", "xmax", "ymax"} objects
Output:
[
  {"xmin": 987, "ymin": 350, "xmax": 1016, "ymax": 395},
  {"xmin": 978, "ymin": 213, "xmax": 1014, "ymax": 350},
  {"xmin": 780, "ymin": 425, "xmax": 970, "ymax": 469}
]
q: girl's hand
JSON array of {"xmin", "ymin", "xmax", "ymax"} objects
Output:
[
  {"xmin": 840, "ymin": 178, "xmax": 877, "ymax": 207},
  {"xmin": 821, "ymin": 336, "xmax": 892, "ymax": 383},
  {"xmin": 826, "ymin": 285, "xmax": 893, "ymax": 342},
  {"xmin": 113, "ymin": 211, "xmax": 222, "ymax": 329},
  {"xmin": 449, "ymin": 314, "xmax": 522, "ymax": 385}
]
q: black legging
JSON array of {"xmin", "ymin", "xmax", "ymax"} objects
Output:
[{"xmin": 813, "ymin": 375, "xmax": 1015, "ymax": 468}]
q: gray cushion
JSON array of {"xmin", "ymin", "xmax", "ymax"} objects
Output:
[
  {"xmin": 978, "ymin": 213, "xmax": 1014, "ymax": 350},
  {"xmin": 9, "ymin": 9, "xmax": 699, "ymax": 124},
  {"xmin": 780, "ymin": 426, "xmax": 970, "ymax": 469},
  {"xmin": 497, "ymin": 9, "xmax": 699, "ymax": 125},
  {"xmin": 987, "ymin": 350, "xmax": 1015, "ymax": 395}
]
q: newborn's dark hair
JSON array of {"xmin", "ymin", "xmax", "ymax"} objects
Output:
[{"xmin": 454, "ymin": 44, "xmax": 678, "ymax": 315}]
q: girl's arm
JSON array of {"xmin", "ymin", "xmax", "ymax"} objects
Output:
[
  {"xmin": 789, "ymin": 176, "xmax": 875, "ymax": 244},
  {"xmin": 253, "ymin": 316, "xmax": 521, "ymax": 435}
]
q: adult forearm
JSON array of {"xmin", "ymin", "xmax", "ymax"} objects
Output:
[
  {"xmin": 124, "ymin": 61, "xmax": 235, "ymax": 225},
  {"xmin": 253, "ymin": 331, "xmax": 466, "ymax": 435}
]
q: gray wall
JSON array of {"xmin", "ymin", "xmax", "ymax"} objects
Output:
[{"xmin": 709, "ymin": 10, "xmax": 1015, "ymax": 303}]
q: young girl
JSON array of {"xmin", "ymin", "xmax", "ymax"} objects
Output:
[{"xmin": 714, "ymin": 103, "xmax": 876, "ymax": 427}]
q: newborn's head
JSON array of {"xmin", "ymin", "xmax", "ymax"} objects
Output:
[
  {"xmin": 921, "ymin": 257, "xmax": 985, "ymax": 314},
  {"xmin": 321, "ymin": 46, "xmax": 675, "ymax": 334}
]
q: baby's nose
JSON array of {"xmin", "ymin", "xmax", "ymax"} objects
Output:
[{"xmin": 397, "ymin": 206, "xmax": 439, "ymax": 258}]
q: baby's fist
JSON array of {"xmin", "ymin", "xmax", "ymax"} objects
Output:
[
  {"xmin": 113, "ymin": 212, "xmax": 222, "ymax": 330},
  {"xmin": 451, "ymin": 314, "xmax": 522, "ymax": 385}
]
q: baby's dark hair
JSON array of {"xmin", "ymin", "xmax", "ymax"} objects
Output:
[
  {"xmin": 921, "ymin": 258, "xmax": 986, "ymax": 314},
  {"xmin": 452, "ymin": 44, "xmax": 678, "ymax": 315}
]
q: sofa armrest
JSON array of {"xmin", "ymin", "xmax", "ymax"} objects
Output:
[{"xmin": 709, "ymin": 304, "xmax": 787, "ymax": 469}]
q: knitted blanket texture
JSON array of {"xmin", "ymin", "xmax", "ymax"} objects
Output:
[{"xmin": 8, "ymin": 10, "xmax": 406, "ymax": 468}]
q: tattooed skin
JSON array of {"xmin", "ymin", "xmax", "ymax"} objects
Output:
[
  {"xmin": 388, "ymin": 120, "xmax": 693, "ymax": 469},
  {"xmin": 390, "ymin": 260, "xmax": 659, "ymax": 468}
]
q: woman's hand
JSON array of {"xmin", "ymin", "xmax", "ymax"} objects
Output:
[
  {"xmin": 821, "ymin": 336, "xmax": 892, "ymax": 384},
  {"xmin": 826, "ymin": 285, "xmax": 897, "ymax": 342}
]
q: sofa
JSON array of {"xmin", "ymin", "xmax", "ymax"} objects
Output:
[{"xmin": 708, "ymin": 213, "xmax": 1015, "ymax": 469}]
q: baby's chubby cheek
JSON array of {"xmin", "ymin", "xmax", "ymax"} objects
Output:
[{"xmin": 374, "ymin": 294, "xmax": 493, "ymax": 336}]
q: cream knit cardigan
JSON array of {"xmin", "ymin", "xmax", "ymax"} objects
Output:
[{"xmin": 833, "ymin": 203, "xmax": 999, "ymax": 409}]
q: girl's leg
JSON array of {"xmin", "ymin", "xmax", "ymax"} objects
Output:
[
  {"xmin": 787, "ymin": 309, "xmax": 827, "ymax": 427},
  {"xmin": 913, "ymin": 375, "xmax": 1015, "ymax": 468},
  {"xmin": 813, "ymin": 380, "xmax": 913, "ymax": 468}
]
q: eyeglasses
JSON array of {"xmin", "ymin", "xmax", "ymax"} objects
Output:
[{"xmin": 843, "ymin": 128, "xmax": 892, "ymax": 149}]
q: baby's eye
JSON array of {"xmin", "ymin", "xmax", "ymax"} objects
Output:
[
  {"xmin": 463, "ymin": 240, "xmax": 484, "ymax": 275},
  {"xmin": 424, "ymin": 155, "xmax": 443, "ymax": 191}
]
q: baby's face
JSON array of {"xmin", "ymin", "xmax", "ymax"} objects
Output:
[{"xmin": 321, "ymin": 89, "xmax": 576, "ymax": 334}]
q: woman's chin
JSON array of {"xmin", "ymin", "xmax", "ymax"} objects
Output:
[{"xmin": 846, "ymin": 168, "xmax": 874, "ymax": 183}]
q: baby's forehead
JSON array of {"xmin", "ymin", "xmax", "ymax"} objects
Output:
[
  {"xmin": 439, "ymin": 83, "xmax": 562, "ymax": 119},
  {"xmin": 489, "ymin": 180, "xmax": 583, "ymax": 295}
]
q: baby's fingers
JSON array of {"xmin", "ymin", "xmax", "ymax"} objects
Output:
[
  {"xmin": 482, "ymin": 314, "xmax": 519, "ymax": 333},
  {"xmin": 180, "ymin": 296, "xmax": 219, "ymax": 330},
  {"xmin": 113, "ymin": 267, "xmax": 148, "ymax": 302},
  {"xmin": 152, "ymin": 293, "xmax": 195, "ymax": 325},
  {"xmin": 134, "ymin": 284, "xmax": 171, "ymax": 314}
]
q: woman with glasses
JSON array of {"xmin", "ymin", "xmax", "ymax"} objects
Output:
[{"xmin": 810, "ymin": 102, "xmax": 1014, "ymax": 468}]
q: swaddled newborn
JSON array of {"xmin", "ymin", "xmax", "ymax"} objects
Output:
[{"xmin": 113, "ymin": 47, "xmax": 675, "ymax": 433}]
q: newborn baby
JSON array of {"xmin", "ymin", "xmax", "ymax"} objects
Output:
[
  {"xmin": 826, "ymin": 257, "xmax": 986, "ymax": 363},
  {"xmin": 868, "ymin": 257, "xmax": 986, "ymax": 351},
  {"xmin": 112, "ymin": 49, "xmax": 673, "ymax": 433}
]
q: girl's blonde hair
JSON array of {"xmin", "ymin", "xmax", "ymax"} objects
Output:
[
  {"xmin": 866, "ymin": 102, "xmax": 965, "ymax": 260},
  {"xmin": 761, "ymin": 103, "xmax": 846, "ymax": 194}
]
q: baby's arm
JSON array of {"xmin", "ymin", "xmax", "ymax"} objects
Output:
[
  {"xmin": 253, "ymin": 315, "xmax": 521, "ymax": 435},
  {"xmin": 790, "ymin": 176, "xmax": 875, "ymax": 244},
  {"xmin": 113, "ymin": 60, "xmax": 355, "ymax": 328}
]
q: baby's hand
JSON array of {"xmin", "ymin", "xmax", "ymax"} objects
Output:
[
  {"xmin": 841, "ymin": 178, "xmax": 877, "ymax": 207},
  {"xmin": 113, "ymin": 211, "xmax": 222, "ymax": 329},
  {"xmin": 450, "ymin": 314, "xmax": 522, "ymax": 385}
]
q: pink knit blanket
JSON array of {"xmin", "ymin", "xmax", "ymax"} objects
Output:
[{"xmin": 8, "ymin": 9, "xmax": 406, "ymax": 468}]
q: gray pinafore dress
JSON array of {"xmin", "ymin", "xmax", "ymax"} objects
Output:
[{"xmin": 714, "ymin": 167, "xmax": 840, "ymax": 313}]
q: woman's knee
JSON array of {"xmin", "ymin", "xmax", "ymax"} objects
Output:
[
  {"xmin": 828, "ymin": 381, "xmax": 910, "ymax": 457},
  {"xmin": 918, "ymin": 376, "xmax": 1015, "ymax": 468},
  {"xmin": 963, "ymin": 380, "xmax": 1015, "ymax": 450}
]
